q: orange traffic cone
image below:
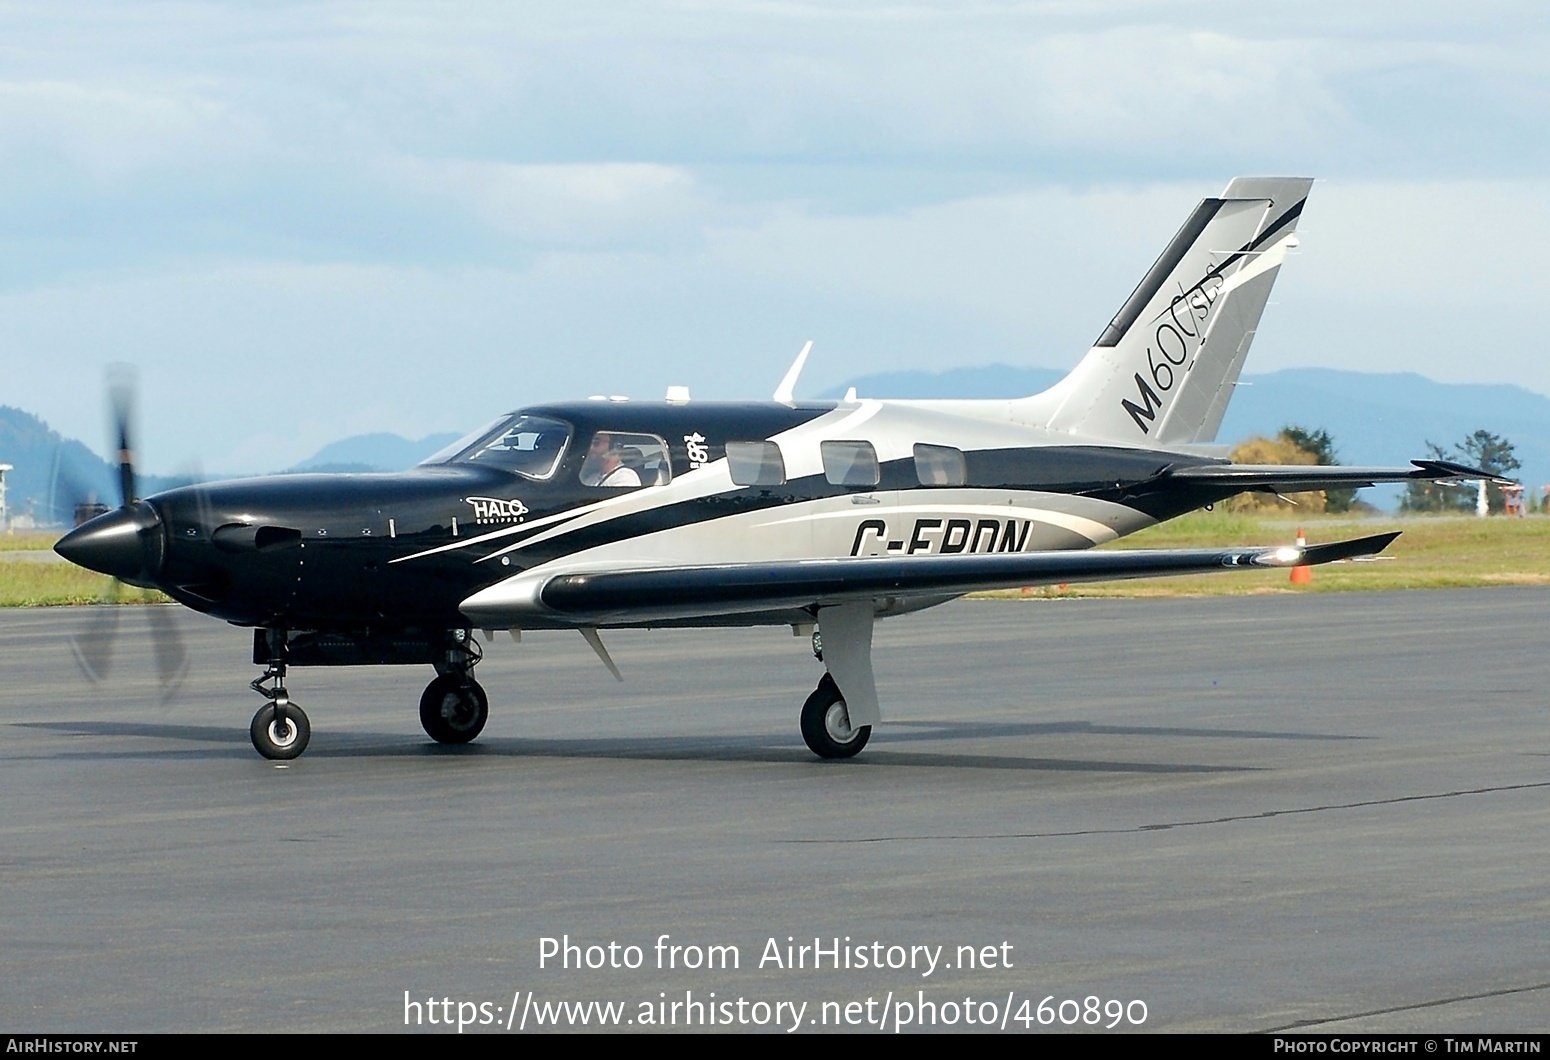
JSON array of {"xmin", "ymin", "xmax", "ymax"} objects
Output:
[{"xmin": 1290, "ymin": 527, "xmax": 1312, "ymax": 585}]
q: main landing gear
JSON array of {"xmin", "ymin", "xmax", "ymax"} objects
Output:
[
  {"xmin": 797, "ymin": 618, "xmax": 874, "ymax": 760},
  {"xmin": 800, "ymin": 672, "xmax": 870, "ymax": 759},
  {"xmin": 420, "ymin": 629, "xmax": 487, "ymax": 745},
  {"xmin": 250, "ymin": 627, "xmax": 309, "ymax": 760},
  {"xmin": 420, "ymin": 676, "xmax": 488, "ymax": 744}
]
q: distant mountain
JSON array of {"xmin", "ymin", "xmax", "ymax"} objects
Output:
[
  {"xmin": 288, "ymin": 431, "xmax": 463, "ymax": 473},
  {"xmin": 822, "ymin": 366, "xmax": 1550, "ymax": 507},
  {"xmin": 1217, "ymin": 369, "xmax": 1550, "ymax": 498},
  {"xmin": 0, "ymin": 406, "xmax": 186, "ymax": 527},
  {"xmin": 0, "ymin": 411, "xmax": 463, "ymax": 528}
]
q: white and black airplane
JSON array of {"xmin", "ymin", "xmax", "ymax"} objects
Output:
[{"xmin": 55, "ymin": 176, "xmax": 1488, "ymax": 761}]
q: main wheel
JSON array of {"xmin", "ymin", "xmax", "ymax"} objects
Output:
[
  {"xmin": 800, "ymin": 673, "xmax": 870, "ymax": 759},
  {"xmin": 251, "ymin": 701, "xmax": 311, "ymax": 760},
  {"xmin": 420, "ymin": 675, "xmax": 489, "ymax": 744}
]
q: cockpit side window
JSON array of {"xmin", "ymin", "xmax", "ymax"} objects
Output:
[
  {"xmin": 580, "ymin": 431, "xmax": 672, "ymax": 488},
  {"xmin": 454, "ymin": 414, "xmax": 573, "ymax": 480}
]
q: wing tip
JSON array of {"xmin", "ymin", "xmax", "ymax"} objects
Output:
[
  {"xmin": 1411, "ymin": 459, "xmax": 1517, "ymax": 484},
  {"xmin": 1299, "ymin": 530, "xmax": 1401, "ymax": 566}
]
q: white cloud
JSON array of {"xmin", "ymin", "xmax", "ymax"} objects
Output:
[
  {"xmin": 1022, "ymin": 29, "xmax": 1350, "ymax": 153},
  {"xmin": 10, "ymin": 174, "xmax": 1544, "ymax": 474},
  {"xmin": 1, "ymin": 2, "xmax": 1548, "ymax": 469},
  {"xmin": 0, "ymin": 78, "xmax": 249, "ymax": 180},
  {"xmin": 1290, "ymin": 179, "xmax": 1550, "ymax": 304},
  {"xmin": 382, "ymin": 158, "xmax": 712, "ymax": 247},
  {"xmin": 2, "ymin": 2, "xmax": 1544, "ymax": 182},
  {"xmin": 702, "ymin": 183, "xmax": 1195, "ymax": 350}
]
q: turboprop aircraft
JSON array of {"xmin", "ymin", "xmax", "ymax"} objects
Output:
[{"xmin": 55, "ymin": 176, "xmax": 1492, "ymax": 761}]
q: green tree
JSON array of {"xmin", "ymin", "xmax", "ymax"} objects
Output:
[
  {"xmin": 1458, "ymin": 430, "xmax": 1522, "ymax": 478},
  {"xmin": 1400, "ymin": 432, "xmax": 1521, "ymax": 514},
  {"xmin": 1281, "ymin": 424, "xmax": 1356, "ymax": 513}
]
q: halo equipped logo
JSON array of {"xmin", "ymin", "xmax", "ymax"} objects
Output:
[{"xmin": 466, "ymin": 496, "xmax": 529, "ymax": 525}]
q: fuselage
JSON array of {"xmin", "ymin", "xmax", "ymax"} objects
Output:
[
  {"xmin": 63, "ymin": 398, "xmax": 1238, "ymax": 633},
  {"xmin": 46, "ymin": 177, "xmax": 1348, "ymax": 762}
]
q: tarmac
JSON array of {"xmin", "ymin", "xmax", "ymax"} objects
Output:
[{"xmin": 1, "ymin": 589, "xmax": 1546, "ymax": 1033}]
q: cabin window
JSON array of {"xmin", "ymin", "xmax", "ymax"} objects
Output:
[
  {"xmin": 726, "ymin": 441, "xmax": 786, "ymax": 486},
  {"xmin": 457, "ymin": 414, "xmax": 572, "ymax": 481},
  {"xmin": 913, "ymin": 444, "xmax": 967, "ymax": 486},
  {"xmin": 820, "ymin": 440, "xmax": 880, "ymax": 487},
  {"xmin": 580, "ymin": 431, "xmax": 671, "ymax": 488}
]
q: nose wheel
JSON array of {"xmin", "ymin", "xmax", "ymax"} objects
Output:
[
  {"xmin": 249, "ymin": 629, "xmax": 310, "ymax": 760},
  {"xmin": 800, "ymin": 673, "xmax": 870, "ymax": 759},
  {"xmin": 420, "ymin": 674, "xmax": 489, "ymax": 744},
  {"xmin": 250, "ymin": 700, "xmax": 310, "ymax": 760}
]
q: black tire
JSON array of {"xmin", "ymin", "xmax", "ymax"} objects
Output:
[
  {"xmin": 800, "ymin": 673, "xmax": 870, "ymax": 759},
  {"xmin": 419, "ymin": 675, "xmax": 489, "ymax": 744},
  {"xmin": 251, "ymin": 701, "xmax": 310, "ymax": 760}
]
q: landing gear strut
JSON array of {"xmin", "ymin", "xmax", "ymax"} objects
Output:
[
  {"xmin": 420, "ymin": 630, "xmax": 487, "ymax": 745},
  {"xmin": 250, "ymin": 627, "xmax": 310, "ymax": 760}
]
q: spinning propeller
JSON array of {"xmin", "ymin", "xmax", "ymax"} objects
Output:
[{"xmin": 54, "ymin": 366, "xmax": 189, "ymax": 698}]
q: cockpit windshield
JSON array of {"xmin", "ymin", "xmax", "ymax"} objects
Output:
[
  {"xmin": 428, "ymin": 413, "xmax": 573, "ymax": 480},
  {"xmin": 417, "ymin": 417, "xmax": 506, "ymax": 466}
]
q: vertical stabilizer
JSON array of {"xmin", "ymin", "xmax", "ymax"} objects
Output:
[{"xmin": 1020, "ymin": 177, "xmax": 1312, "ymax": 445}]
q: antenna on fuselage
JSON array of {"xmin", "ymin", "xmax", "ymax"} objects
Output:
[{"xmin": 773, "ymin": 340, "xmax": 813, "ymax": 404}]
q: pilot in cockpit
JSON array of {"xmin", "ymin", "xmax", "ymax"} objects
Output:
[{"xmin": 579, "ymin": 431, "xmax": 642, "ymax": 488}]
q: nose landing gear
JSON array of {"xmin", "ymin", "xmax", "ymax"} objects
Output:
[
  {"xmin": 249, "ymin": 628, "xmax": 309, "ymax": 760},
  {"xmin": 250, "ymin": 699, "xmax": 310, "ymax": 760},
  {"xmin": 241, "ymin": 627, "xmax": 490, "ymax": 758}
]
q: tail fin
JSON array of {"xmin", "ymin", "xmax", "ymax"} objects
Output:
[{"xmin": 1020, "ymin": 177, "xmax": 1312, "ymax": 446}]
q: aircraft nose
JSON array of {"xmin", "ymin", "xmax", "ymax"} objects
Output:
[{"xmin": 54, "ymin": 502, "xmax": 164, "ymax": 583}]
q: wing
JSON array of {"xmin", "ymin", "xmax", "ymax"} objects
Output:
[
  {"xmin": 463, "ymin": 532, "xmax": 1400, "ymax": 625},
  {"xmin": 1165, "ymin": 459, "xmax": 1505, "ymax": 493}
]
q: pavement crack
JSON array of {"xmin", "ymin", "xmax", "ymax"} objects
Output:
[
  {"xmin": 1258, "ymin": 980, "xmax": 1550, "ymax": 1032},
  {"xmin": 784, "ymin": 780, "xmax": 1550, "ymax": 844}
]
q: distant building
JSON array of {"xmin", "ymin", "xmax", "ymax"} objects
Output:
[
  {"xmin": 0, "ymin": 463, "xmax": 11, "ymax": 530},
  {"xmin": 74, "ymin": 502, "xmax": 110, "ymax": 526}
]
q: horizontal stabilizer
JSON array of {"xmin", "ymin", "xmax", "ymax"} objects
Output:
[
  {"xmin": 470, "ymin": 533, "xmax": 1401, "ymax": 624},
  {"xmin": 1408, "ymin": 459, "xmax": 1515, "ymax": 483}
]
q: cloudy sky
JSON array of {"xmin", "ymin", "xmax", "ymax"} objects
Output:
[{"xmin": 2, "ymin": 1, "xmax": 1547, "ymax": 472}]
